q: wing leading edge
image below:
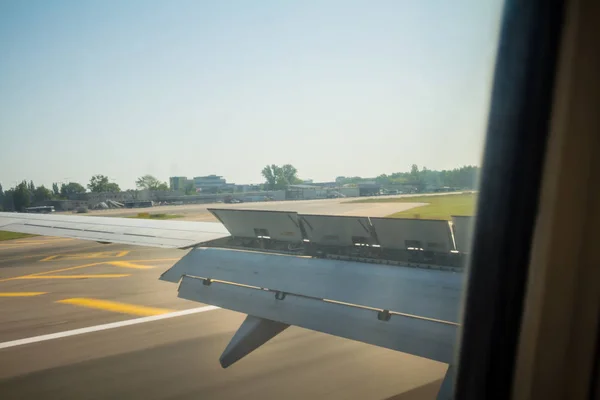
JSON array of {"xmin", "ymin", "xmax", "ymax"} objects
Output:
[{"xmin": 0, "ymin": 212, "xmax": 229, "ymax": 249}]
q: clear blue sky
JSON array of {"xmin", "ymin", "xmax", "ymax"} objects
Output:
[{"xmin": 0, "ymin": 0, "xmax": 503, "ymax": 190}]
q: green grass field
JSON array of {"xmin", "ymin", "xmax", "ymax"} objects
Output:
[
  {"xmin": 349, "ymin": 192, "xmax": 477, "ymax": 220},
  {"xmin": 127, "ymin": 213, "xmax": 183, "ymax": 220},
  {"xmin": 0, "ymin": 231, "xmax": 35, "ymax": 241}
]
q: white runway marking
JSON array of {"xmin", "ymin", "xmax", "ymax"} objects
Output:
[{"xmin": 0, "ymin": 305, "xmax": 220, "ymax": 350}]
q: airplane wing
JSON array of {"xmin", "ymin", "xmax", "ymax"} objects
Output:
[
  {"xmin": 160, "ymin": 247, "xmax": 462, "ymax": 366},
  {"xmin": 0, "ymin": 212, "xmax": 230, "ymax": 248},
  {"xmin": 1, "ymin": 208, "xmax": 470, "ymax": 397},
  {"xmin": 162, "ymin": 210, "xmax": 466, "ymax": 377}
]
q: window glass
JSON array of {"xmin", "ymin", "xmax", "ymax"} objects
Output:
[{"xmin": 0, "ymin": 1, "xmax": 504, "ymax": 398}]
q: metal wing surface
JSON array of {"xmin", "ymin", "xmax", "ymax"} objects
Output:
[
  {"xmin": 0, "ymin": 212, "xmax": 229, "ymax": 248},
  {"xmin": 160, "ymin": 247, "xmax": 463, "ymax": 368}
]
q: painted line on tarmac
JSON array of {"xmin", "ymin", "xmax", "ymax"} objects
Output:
[
  {"xmin": 0, "ymin": 305, "xmax": 220, "ymax": 350},
  {"xmin": 0, "ymin": 292, "xmax": 47, "ymax": 297},
  {"xmin": 0, "ymin": 242, "xmax": 114, "ymax": 263},
  {"xmin": 0, "ymin": 238, "xmax": 73, "ymax": 247},
  {"xmin": 104, "ymin": 261, "xmax": 154, "ymax": 270},
  {"xmin": 19, "ymin": 274, "xmax": 130, "ymax": 279},
  {"xmin": 40, "ymin": 250, "xmax": 130, "ymax": 262},
  {"xmin": 122, "ymin": 258, "xmax": 180, "ymax": 263},
  {"xmin": 0, "ymin": 258, "xmax": 170, "ymax": 282},
  {"xmin": 0, "ymin": 262, "xmax": 103, "ymax": 282},
  {"xmin": 30, "ymin": 262, "xmax": 103, "ymax": 276},
  {"xmin": 57, "ymin": 298, "xmax": 173, "ymax": 316}
]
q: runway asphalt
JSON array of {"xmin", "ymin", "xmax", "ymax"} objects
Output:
[
  {"xmin": 71, "ymin": 195, "xmax": 429, "ymax": 221},
  {"xmin": 0, "ymin": 200, "xmax": 450, "ymax": 399}
]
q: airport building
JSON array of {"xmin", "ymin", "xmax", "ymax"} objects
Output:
[
  {"xmin": 357, "ymin": 182, "xmax": 381, "ymax": 196},
  {"xmin": 169, "ymin": 176, "xmax": 190, "ymax": 191},
  {"xmin": 193, "ymin": 175, "xmax": 228, "ymax": 192},
  {"xmin": 169, "ymin": 175, "xmax": 234, "ymax": 193},
  {"xmin": 286, "ymin": 185, "xmax": 360, "ymax": 200}
]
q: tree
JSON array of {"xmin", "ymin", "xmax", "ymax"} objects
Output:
[
  {"xmin": 184, "ymin": 181, "xmax": 195, "ymax": 195},
  {"xmin": 437, "ymin": 165, "xmax": 479, "ymax": 189},
  {"xmin": 410, "ymin": 164, "xmax": 420, "ymax": 179},
  {"xmin": 52, "ymin": 183, "xmax": 60, "ymax": 197},
  {"xmin": 0, "ymin": 183, "xmax": 4, "ymax": 211},
  {"xmin": 335, "ymin": 176, "xmax": 366, "ymax": 185},
  {"xmin": 261, "ymin": 165, "xmax": 279, "ymax": 190},
  {"xmin": 27, "ymin": 180, "xmax": 36, "ymax": 203},
  {"xmin": 405, "ymin": 164, "xmax": 425, "ymax": 192},
  {"xmin": 105, "ymin": 182, "xmax": 121, "ymax": 192},
  {"xmin": 60, "ymin": 182, "xmax": 86, "ymax": 197},
  {"xmin": 2, "ymin": 189, "xmax": 14, "ymax": 211},
  {"xmin": 88, "ymin": 175, "xmax": 120, "ymax": 192},
  {"xmin": 261, "ymin": 164, "xmax": 301, "ymax": 190},
  {"xmin": 88, "ymin": 175, "xmax": 108, "ymax": 192},
  {"xmin": 421, "ymin": 167, "xmax": 441, "ymax": 188},
  {"xmin": 13, "ymin": 181, "xmax": 31, "ymax": 211},
  {"xmin": 33, "ymin": 185, "xmax": 53, "ymax": 203},
  {"xmin": 136, "ymin": 175, "xmax": 169, "ymax": 191},
  {"xmin": 281, "ymin": 164, "xmax": 301, "ymax": 185}
]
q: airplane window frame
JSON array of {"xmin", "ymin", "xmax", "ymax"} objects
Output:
[{"xmin": 454, "ymin": 0, "xmax": 566, "ymax": 398}]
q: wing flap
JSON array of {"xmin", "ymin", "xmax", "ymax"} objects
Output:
[
  {"xmin": 161, "ymin": 247, "xmax": 464, "ymax": 323},
  {"xmin": 178, "ymin": 275, "xmax": 458, "ymax": 364}
]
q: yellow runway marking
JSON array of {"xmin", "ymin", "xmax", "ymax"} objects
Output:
[
  {"xmin": 57, "ymin": 298, "xmax": 174, "ymax": 316},
  {"xmin": 0, "ymin": 292, "xmax": 47, "ymax": 297},
  {"xmin": 0, "ymin": 239, "xmax": 74, "ymax": 247},
  {"xmin": 0, "ymin": 243, "xmax": 113, "ymax": 263},
  {"xmin": 124, "ymin": 258, "xmax": 179, "ymax": 263},
  {"xmin": 0, "ymin": 257, "xmax": 172, "ymax": 283},
  {"xmin": 20, "ymin": 274, "xmax": 130, "ymax": 279},
  {"xmin": 33, "ymin": 263, "xmax": 102, "ymax": 276},
  {"xmin": 41, "ymin": 251, "xmax": 130, "ymax": 262},
  {"xmin": 0, "ymin": 238, "xmax": 71, "ymax": 244},
  {"xmin": 104, "ymin": 261, "xmax": 154, "ymax": 269},
  {"xmin": 0, "ymin": 262, "xmax": 102, "ymax": 282}
]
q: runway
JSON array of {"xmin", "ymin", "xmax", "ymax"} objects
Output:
[
  {"xmin": 72, "ymin": 195, "xmax": 428, "ymax": 221},
  {"xmin": 0, "ymin": 200, "xmax": 449, "ymax": 399}
]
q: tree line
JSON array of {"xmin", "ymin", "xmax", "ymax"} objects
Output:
[
  {"xmin": 0, "ymin": 174, "xmax": 170, "ymax": 212},
  {"xmin": 335, "ymin": 164, "xmax": 479, "ymax": 192},
  {"xmin": 1, "ymin": 165, "xmax": 478, "ymax": 211},
  {"xmin": 260, "ymin": 164, "xmax": 479, "ymax": 192}
]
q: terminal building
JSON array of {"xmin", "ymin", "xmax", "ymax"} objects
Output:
[
  {"xmin": 193, "ymin": 175, "xmax": 234, "ymax": 192},
  {"xmin": 169, "ymin": 175, "xmax": 234, "ymax": 193},
  {"xmin": 169, "ymin": 176, "xmax": 190, "ymax": 191}
]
